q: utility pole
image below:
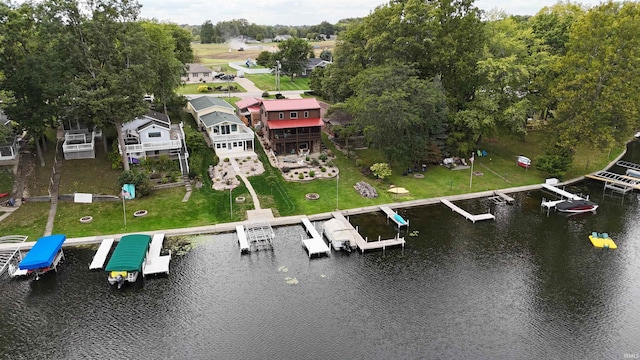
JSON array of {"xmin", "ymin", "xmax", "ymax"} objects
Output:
[{"xmin": 275, "ymin": 60, "xmax": 281, "ymax": 92}]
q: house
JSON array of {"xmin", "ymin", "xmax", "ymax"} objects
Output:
[
  {"xmin": 182, "ymin": 63, "xmax": 214, "ymax": 84},
  {"xmin": 236, "ymin": 97, "xmax": 263, "ymax": 127},
  {"xmin": 260, "ymin": 98, "xmax": 323, "ymax": 155},
  {"xmin": 301, "ymin": 58, "xmax": 331, "ymax": 77},
  {"xmin": 274, "ymin": 35, "xmax": 292, "ymax": 42},
  {"xmin": 188, "ymin": 96, "xmax": 255, "ymax": 156},
  {"xmin": 121, "ymin": 112, "xmax": 189, "ymax": 174},
  {"xmin": 61, "ymin": 119, "xmax": 101, "ymax": 160},
  {"xmin": 0, "ymin": 112, "xmax": 19, "ymax": 164}
]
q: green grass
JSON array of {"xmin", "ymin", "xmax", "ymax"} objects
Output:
[
  {"xmin": 177, "ymin": 82, "xmax": 246, "ymax": 95},
  {"xmin": 1, "ymin": 202, "xmax": 51, "ymax": 240},
  {"xmin": 0, "ymin": 167, "xmax": 13, "ymax": 194},
  {"xmin": 245, "ymin": 74, "xmax": 310, "ymax": 91},
  {"xmin": 58, "ymin": 140, "xmax": 121, "ymax": 194}
]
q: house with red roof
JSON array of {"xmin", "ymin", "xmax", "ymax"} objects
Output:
[
  {"xmin": 260, "ymin": 98, "xmax": 323, "ymax": 155},
  {"xmin": 236, "ymin": 97, "xmax": 262, "ymax": 127}
]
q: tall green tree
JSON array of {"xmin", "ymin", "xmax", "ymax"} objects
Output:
[
  {"xmin": 275, "ymin": 37, "xmax": 312, "ymax": 77},
  {"xmin": 63, "ymin": 0, "xmax": 154, "ymax": 171},
  {"xmin": 552, "ymin": 1, "xmax": 640, "ymax": 152},
  {"xmin": 200, "ymin": 20, "xmax": 214, "ymax": 43},
  {"xmin": 346, "ymin": 63, "xmax": 448, "ymax": 165}
]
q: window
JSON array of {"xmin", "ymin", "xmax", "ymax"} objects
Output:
[
  {"xmin": 149, "ymin": 132, "xmax": 161, "ymax": 138},
  {"xmin": 216, "ymin": 144, "xmax": 221, "ymax": 149},
  {"xmin": 290, "ymin": 112, "xmax": 298, "ymax": 119},
  {"xmin": 279, "ymin": 112, "xmax": 284, "ymax": 119},
  {"xmin": 222, "ymin": 143, "xmax": 227, "ymax": 148},
  {"xmin": 231, "ymin": 124, "xmax": 237, "ymax": 132},
  {"xmin": 303, "ymin": 111, "xmax": 309, "ymax": 118}
]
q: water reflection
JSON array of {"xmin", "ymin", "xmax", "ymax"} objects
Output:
[{"xmin": 2, "ymin": 146, "xmax": 640, "ymax": 358}]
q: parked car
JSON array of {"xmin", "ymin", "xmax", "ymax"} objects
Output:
[
  {"xmin": 221, "ymin": 74, "xmax": 235, "ymax": 81},
  {"xmin": 214, "ymin": 73, "xmax": 225, "ymax": 79}
]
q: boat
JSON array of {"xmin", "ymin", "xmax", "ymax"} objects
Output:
[
  {"xmin": 105, "ymin": 234, "xmax": 151, "ymax": 289},
  {"xmin": 18, "ymin": 234, "xmax": 66, "ymax": 280},
  {"xmin": 588, "ymin": 232, "xmax": 617, "ymax": 249},
  {"xmin": 625, "ymin": 168, "xmax": 640, "ymax": 178},
  {"xmin": 517, "ymin": 155, "xmax": 531, "ymax": 168},
  {"xmin": 555, "ymin": 199, "xmax": 599, "ymax": 213},
  {"xmin": 322, "ymin": 218, "xmax": 357, "ymax": 252}
]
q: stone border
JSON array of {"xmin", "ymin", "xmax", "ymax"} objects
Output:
[
  {"xmin": 134, "ymin": 210, "xmax": 148, "ymax": 217},
  {"xmin": 235, "ymin": 196, "xmax": 246, "ymax": 203},
  {"xmin": 79, "ymin": 216, "xmax": 93, "ymax": 223},
  {"xmin": 305, "ymin": 193, "xmax": 320, "ymax": 200}
]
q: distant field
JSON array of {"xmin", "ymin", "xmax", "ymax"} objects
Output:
[
  {"xmin": 245, "ymin": 74, "xmax": 310, "ymax": 91},
  {"xmin": 192, "ymin": 40, "xmax": 336, "ymax": 70}
]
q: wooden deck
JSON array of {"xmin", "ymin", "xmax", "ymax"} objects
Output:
[
  {"xmin": 440, "ymin": 199, "xmax": 495, "ymax": 223},
  {"xmin": 332, "ymin": 212, "xmax": 405, "ymax": 253},
  {"xmin": 541, "ymin": 183, "xmax": 584, "ymax": 200},
  {"xmin": 88, "ymin": 238, "xmax": 114, "ymax": 270}
]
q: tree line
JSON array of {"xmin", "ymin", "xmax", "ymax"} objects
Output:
[
  {"xmin": 192, "ymin": 18, "xmax": 356, "ymax": 44},
  {"xmin": 310, "ymin": 0, "xmax": 640, "ymax": 177},
  {"xmin": 0, "ymin": 0, "xmax": 193, "ymax": 171}
]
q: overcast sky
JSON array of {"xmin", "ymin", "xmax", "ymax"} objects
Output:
[{"xmin": 136, "ymin": 0, "xmax": 605, "ymax": 26}]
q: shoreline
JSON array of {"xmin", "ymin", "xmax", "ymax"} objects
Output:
[{"xmin": 0, "ymin": 139, "xmax": 629, "ymax": 252}]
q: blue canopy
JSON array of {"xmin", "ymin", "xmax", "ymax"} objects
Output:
[{"xmin": 18, "ymin": 234, "xmax": 66, "ymax": 270}]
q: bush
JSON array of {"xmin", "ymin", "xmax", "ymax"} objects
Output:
[
  {"xmin": 282, "ymin": 167, "xmax": 290, "ymax": 173},
  {"xmin": 224, "ymin": 158, "xmax": 230, "ymax": 162},
  {"xmin": 275, "ymin": 93, "xmax": 285, "ymax": 99},
  {"xmin": 298, "ymin": 173, "xmax": 304, "ymax": 179},
  {"xmin": 118, "ymin": 169, "xmax": 154, "ymax": 197},
  {"xmin": 197, "ymin": 85, "xmax": 210, "ymax": 92},
  {"xmin": 262, "ymin": 91, "xmax": 270, "ymax": 98},
  {"xmin": 319, "ymin": 153, "xmax": 328, "ymax": 161},
  {"xmin": 310, "ymin": 158, "xmax": 320, "ymax": 166},
  {"xmin": 309, "ymin": 170, "xmax": 315, "ymax": 177},
  {"xmin": 325, "ymin": 160, "xmax": 335, "ymax": 167},
  {"xmin": 320, "ymin": 167, "xmax": 326, "ymax": 172}
]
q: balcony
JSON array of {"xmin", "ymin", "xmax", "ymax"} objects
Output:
[{"xmin": 124, "ymin": 139, "xmax": 182, "ymax": 154}]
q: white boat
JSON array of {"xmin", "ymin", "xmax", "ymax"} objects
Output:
[
  {"xmin": 322, "ymin": 219, "xmax": 357, "ymax": 252},
  {"xmin": 517, "ymin": 155, "xmax": 531, "ymax": 168}
]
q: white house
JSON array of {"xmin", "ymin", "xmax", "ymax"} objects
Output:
[
  {"xmin": 61, "ymin": 119, "xmax": 102, "ymax": 160},
  {"xmin": 0, "ymin": 114, "xmax": 19, "ymax": 163},
  {"xmin": 187, "ymin": 96, "xmax": 254, "ymax": 156},
  {"xmin": 121, "ymin": 112, "xmax": 189, "ymax": 174}
]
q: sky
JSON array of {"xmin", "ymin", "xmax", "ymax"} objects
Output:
[{"xmin": 136, "ymin": 0, "xmax": 606, "ymax": 26}]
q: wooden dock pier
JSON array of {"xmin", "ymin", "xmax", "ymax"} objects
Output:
[
  {"xmin": 88, "ymin": 238, "xmax": 114, "ymax": 270},
  {"xmin": 143, "ymin": 233, "xmax": 171, "ymax": 276},
  {"xmin": 379, "ymin": 206, "xmax": 409, "ymax": 229},
  {"xmin": 440, "ymin": 199, "xmax": 495, "ymax": 223},
  {"xmin": 235, "ymin": 225, "xmax": 250, "ymax": 253},
  {"xmin": 332, "ymin": 212, "xmax": 405, "ymax": 253}
]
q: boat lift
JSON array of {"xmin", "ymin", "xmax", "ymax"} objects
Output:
[{"xmin": 0, "ymin": 235, "xmax": 28, "ymax": 278}]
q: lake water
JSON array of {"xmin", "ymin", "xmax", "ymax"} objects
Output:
[{"xmin": 2, "ymin": 143, "xmax": 640, "ymax": 359}]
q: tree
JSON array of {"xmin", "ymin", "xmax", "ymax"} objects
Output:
[
  {"xmin": 319, "ymin": 49, "xmax": 332, "ymax": 61},
  {"xmin": 346, "ymin": 63, "xmax": 448, "ymax": 165},
  {"xmin": 201, "ymin": 20, "xmax": 214, "ymax": 43},
  {"xmin": 256, "ymin": 51, "xmax": 273, "ymax": 67},
  {"xmin": 142, "ymin": 21, "xmax": 190, "ymax": 114},
  {"xmin": 552, "ymin": 2, "xmax": 640, "ymax": 152},
  {"xmin": 370, "ymin": 163, "xmax": 391, "ymax": 180},
  {"xmin": 275, "ymin": 37, "xmax": 312, "ymax": 77},
  {"xmin": 64, "ymin": 0, "xmax": 155, "ymax": 171}
]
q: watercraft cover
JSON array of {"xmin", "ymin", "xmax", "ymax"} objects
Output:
[
  {"xmin": 18, "ymin": 234, "xmax": 66, "ymax": 270},
  {"xmin": 105, "ymin": 234, "xmax": 151, "ymax": 272}
]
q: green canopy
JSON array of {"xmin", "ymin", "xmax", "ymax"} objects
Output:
[{"xmin": 105, "ymin": 234, "xmax": 151, "ymax": 272}]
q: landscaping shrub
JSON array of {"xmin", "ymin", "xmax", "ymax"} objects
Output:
[
  {"xmin": 320, "ymin": 167, "xmax": 326, "ymax": 172},
  {"xmin": 262, "ymin": 91, "xmax": 270, "ymax": 98},
  {"xmin": 118, "ymin": 169, "xmax": 154, "ymax": 197},
  {"xmin": 282, "ymin": 167, "xmax": 290, "ymax": 173},
  {"xmin": 319, "ymin": 153, "xmax": 328, "ymax": 161},
  {"xmin": 298, "ymin": 173, "xmax": 304, "ymax": 179},
  {"xmin": 309, "ymin": 170, "xmax": 315, "ymax": 177},
  {"xmin": 310, "ymin": 158, "xmax": 320, "ymax": 166},
  {"xmin": 197, "ymin": 85, "xmax": 210, "ymax": 92}
]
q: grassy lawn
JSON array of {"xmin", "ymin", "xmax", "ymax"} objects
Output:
[
  {"xmin": 177, "ymin": 82, "xmax": 246, "ymax": 95},
  {"xmin": 0, "ymin": 109, "xmax": 628, "ymax": 238},
  {"xmin": 0, "ymin": 167, "xmax": 13, "ymax": 194},
  {"xmin": 245, "ymin": 74, "xmax": 310, "ymax": 91}
]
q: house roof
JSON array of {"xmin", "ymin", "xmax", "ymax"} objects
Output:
[
  {"xmin": 236, "ymin": 97, "xmax": 262, "ymax": 109},
  {"xmin": 261, "ymin": 98, "xmax": 320, "ymax": 112},
  {"xmin": 200, "ymin": 112, "xmax": 244, "ymax": 128},
  {"xmin": 187, "ymin": 63, "xmax": 213, "ymax": 74},
  {"xmin": 122, "ymin": 112, "xmax": 170, "ymax": 132},
  {"xmin": 306, "ymin": 58, "xmax": 329, "ymax": 68},
  {"xmin": 267, "ymin": 118, "xmax": 323, "ymax": 129},
  {"xmin": 190, "ymin": 96, "xmax": 235, "ymax": 112}
]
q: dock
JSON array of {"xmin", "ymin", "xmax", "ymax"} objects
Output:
[
  {"xmin": 143, "ymin": 233, "xmax": 171, "ymax": 276},
  {"xmin": 541, "ymin": 183, "xmax": 584, "ymax": 200},
  {"xmin": 332, "ymin": 212, "xmax": 406, "ymax": 253},
  {"xmin": 0, "ymin": 235, "xmax": 28, "ymax": 277},
  {"xmin": 380, "ymin": 206, "xmax": 409, "ymax": 228},
  {"xmin": 585, "ymin": 171, "xmax": 640, "ymax": 190},
  {"xmin": 494, "ymin": 191, "xmax": 515, "ymax": 204},
  {"xmin": 244, "ymin": 221, "xmax": 275, "ymax": 251},
  {"xmin": 88, "ymin": 238, "xmax": 114, "ymax": 270},
  {"xmin": 615, "ymin": 160, "xmax": 640, "ymax": 171},
  {"xmin": 300, "ymin": 218, "xmax": 330, "ymax": 258},
  {"xmin": 235, "ymin": 225, "xmax": 250, "ymax": 253},
  {"xmin": 440, "ymin": 199, "xmax": 495, "ymax": 223}
]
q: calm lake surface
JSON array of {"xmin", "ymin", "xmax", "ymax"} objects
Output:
[{"xmin": 2, "ymin": 143, "xmax": 640, "ymax": 360}]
